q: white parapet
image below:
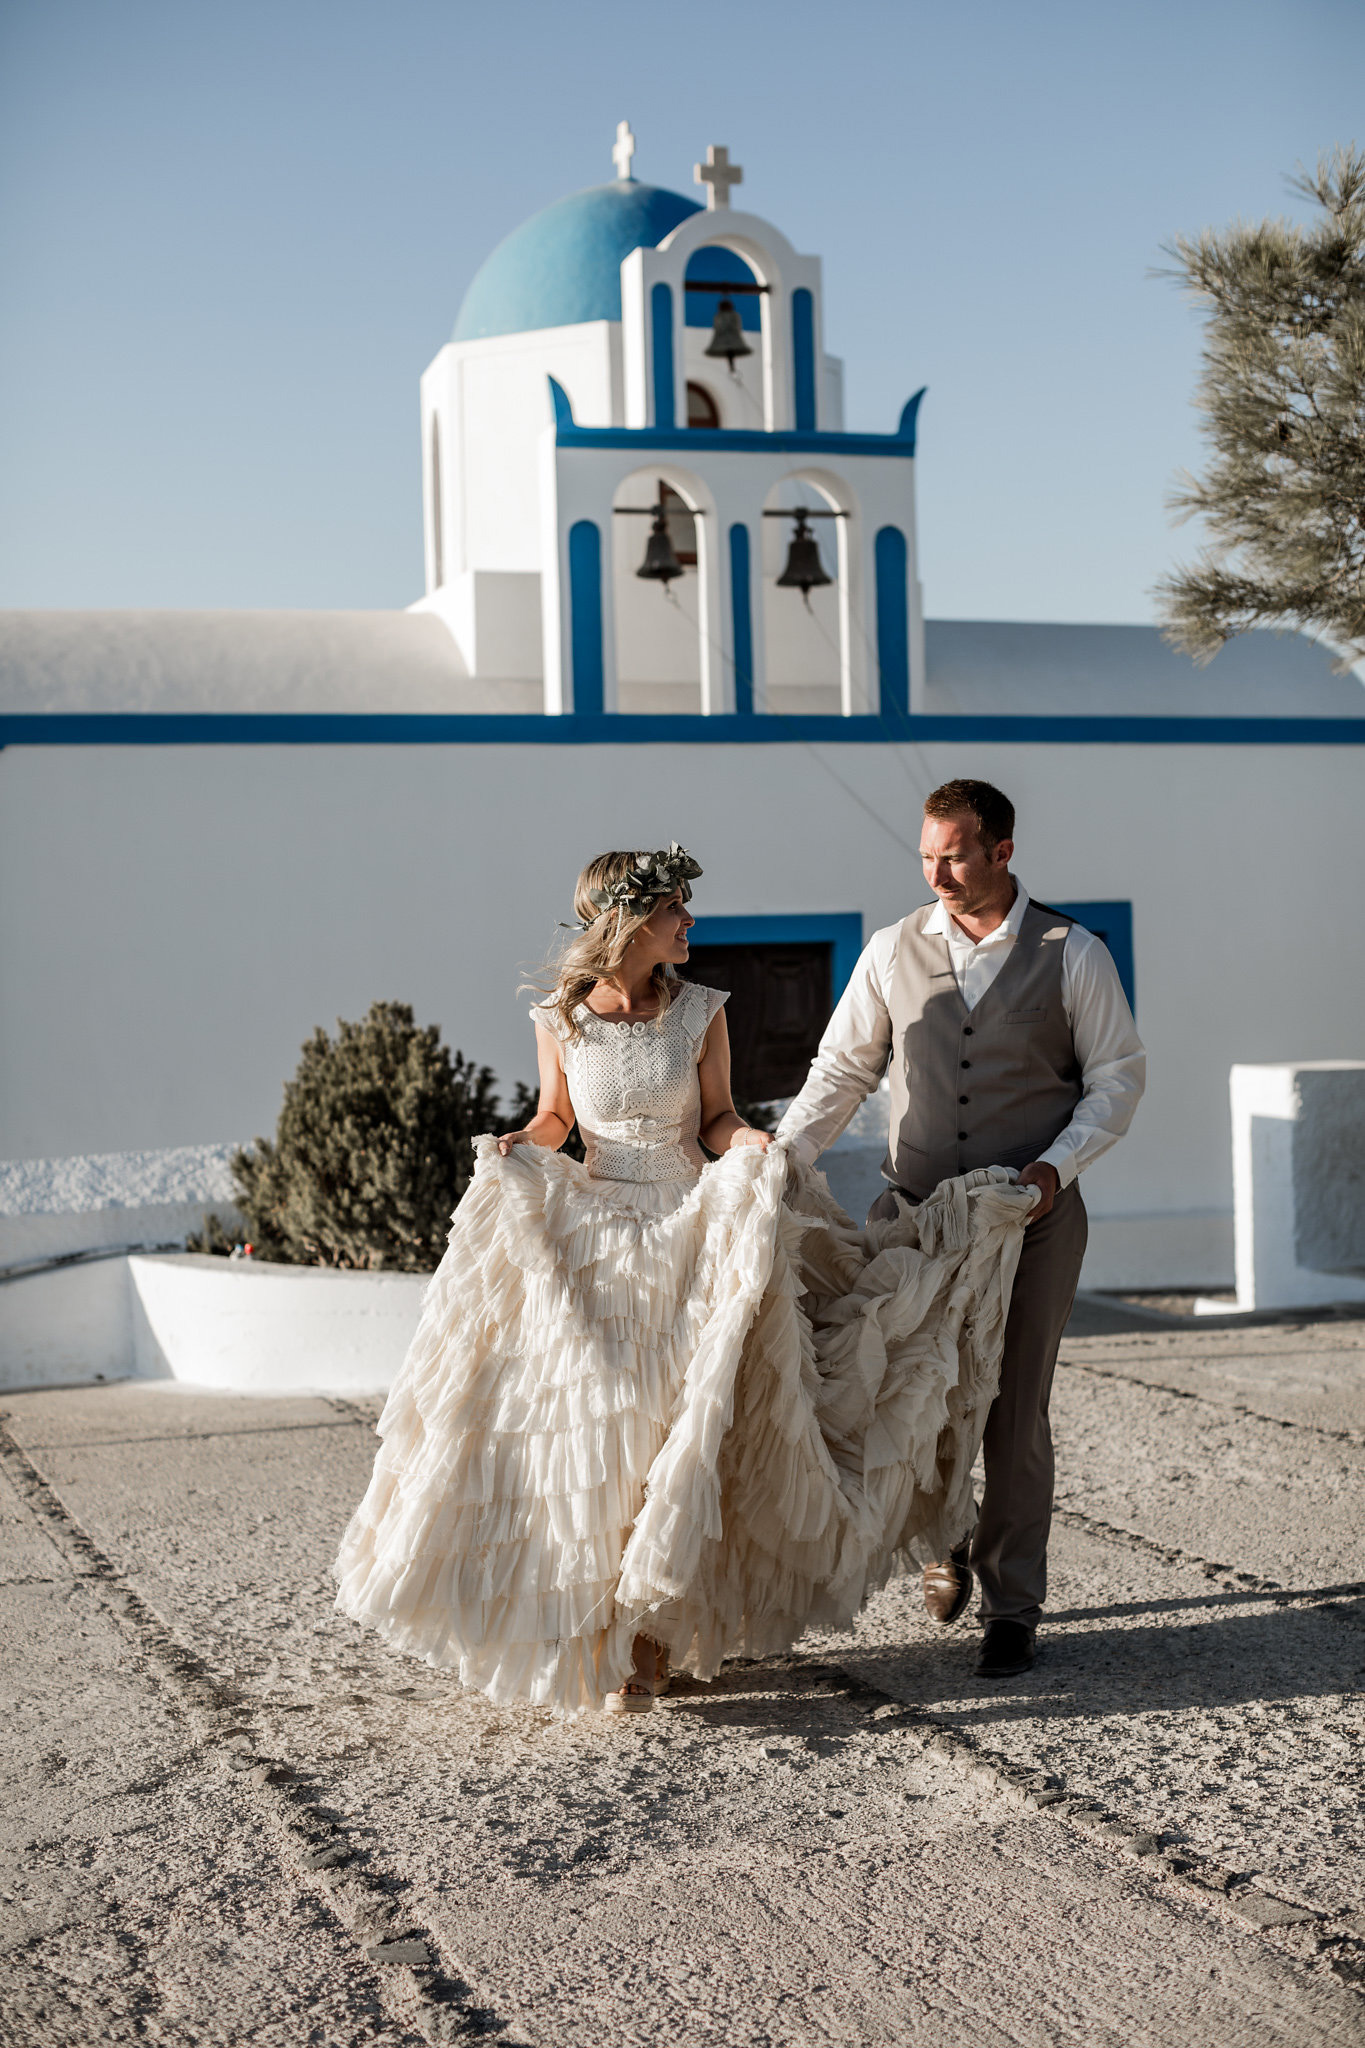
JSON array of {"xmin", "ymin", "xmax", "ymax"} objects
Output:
[
  {"xmin": 129, "ymin": 1255, "xmax": 427, "ymax": 1396},
  {"xmin": 0, "ymin": 1144, "xmax": 245, "ymax": 1391},
  {"xmin": 1227, "ymin": 1062, "xmax": 1365, "ymax": 1312}
]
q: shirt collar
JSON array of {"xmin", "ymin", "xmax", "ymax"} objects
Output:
[{"xmin": 925, "ymin": 880, "xmax": 1031, "ymax": 948}]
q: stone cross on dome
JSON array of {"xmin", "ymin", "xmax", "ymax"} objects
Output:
[
  {"xmin": 694, "ymin": 144, "xmax": 743, "ymax": 210},
  {"xmin": 612, "ymin": 120, "xmax": 637, "ymax": 182}
]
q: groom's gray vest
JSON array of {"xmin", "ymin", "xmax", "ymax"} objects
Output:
[{"xmin": 883, "ymin": 899, "xmax": 1083, "ymax": 1201}]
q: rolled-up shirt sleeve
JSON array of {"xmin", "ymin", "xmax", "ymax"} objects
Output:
[
  {"xmin": 1037, "ymin": 929, "xmax": 1147, "ymax": 1188},
  {"xmin": 774, "ymin": 927, "xmax": 897, "ymax": 1165}
]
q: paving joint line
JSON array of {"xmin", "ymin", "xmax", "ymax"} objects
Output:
[
  {"xmin": 1057, "ymin": 1356, "xmax": 1365, "ymax": 1449},
  {"xmin": 0, "ymin": 1412, "xmax": 530, "ymax": 2048},
  {"xmin": 802, "ymin": 1658, "xmax": 1365, "ymax": 1988},
  {"xmin": 1052, "ymin": 1503, "xmax": 1365, "ymax": 1627}
]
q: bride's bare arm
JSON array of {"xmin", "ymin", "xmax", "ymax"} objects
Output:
[
  {"xmin": 697, "ymin": 1010, "xmax": 772, "ymax": 1154},
  {"xmin": 497, "ymin": 1022, "xmax": 578, "ymax": 1154}
]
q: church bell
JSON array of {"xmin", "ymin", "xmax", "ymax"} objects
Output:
[
  {"xmin": 704, "ymin": 296, "xmax": 753, "ymax": 371},
  {"xmin": 776, "ymin": 510, "xmax": 832, "ymax": 598},
  {"xmin": 636, "ymin": 511, "xmax": 684, "ymax": 585}
]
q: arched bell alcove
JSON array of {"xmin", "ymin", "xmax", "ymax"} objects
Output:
[
  {"xmin": 760, "ymin": 473, "xmax": 854, "ymax": 714},
  {"xmin": 682, "ymin": 245, "xmax": 767, "ymax": 430},
  {"xmin": 611, "ymin": 466, "xmax": 715, "ymax": 713}
]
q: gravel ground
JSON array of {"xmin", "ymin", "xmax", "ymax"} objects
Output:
[{"xmin": 1, "ymin": 1310, "xmax": 1363, "ymax": 2045}]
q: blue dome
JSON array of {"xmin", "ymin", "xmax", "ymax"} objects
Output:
[{"xmin": 453, "ymin": 181, "xmax": 703, "ymax": 342}]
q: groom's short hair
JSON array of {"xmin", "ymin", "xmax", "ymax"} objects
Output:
[{"xmin": 924, "ymin": 779, "xmax": 1015, "ymax": 851}]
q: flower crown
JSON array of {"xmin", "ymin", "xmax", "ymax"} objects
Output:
[{"xmin": 578, "ymin": 844, "xmax": 702, "ymax": 929}]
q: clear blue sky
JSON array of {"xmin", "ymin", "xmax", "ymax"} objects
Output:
[{"xmin": 1, "ymin": 0, "xmax": 1359, "ymax": 621}]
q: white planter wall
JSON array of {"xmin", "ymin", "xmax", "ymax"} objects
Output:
[{"xmin": 129, "ymin": 1255, "xmax": 427, "ymax": 1396}]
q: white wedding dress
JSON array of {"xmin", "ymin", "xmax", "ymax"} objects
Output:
[{"xmin": 333, "ymin": 980, "xmax": 1037, "ymax": 1712}]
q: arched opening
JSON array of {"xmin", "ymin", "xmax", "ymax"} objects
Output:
[
  {"xmin": 687, "ymin": 381, "xmax": 721, "ymax": 430},
  {"xmin": 684, "ymin": 244, "xmax": 766, "ymax": 428},
  {"xmin": 761, "ymin": 475, "xmax": 846, "ymax": 714},
  {"xmin": 429, "ymin": 415, "xmax": 444, "ymax": 590},
  {"xmin": 612, "ymin": 468, "xmax": 705, "ymax": 714}
]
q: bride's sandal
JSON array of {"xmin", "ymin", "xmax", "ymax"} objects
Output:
[
  {"xmin": 653, "ymin": 1647, "xmax": 671, "ymax": 1698},
  {"xmin": 604, "ymin": 1677, "xmax": 655, "ymax": 1716},
  {"xmin": 605, "ymin": 1634, "xmax": 663, "ymax": 1715}
]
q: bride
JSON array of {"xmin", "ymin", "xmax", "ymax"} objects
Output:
[{"xmin": 333, "ymin": 845, "xmax": 1038, "ymax": 1715}]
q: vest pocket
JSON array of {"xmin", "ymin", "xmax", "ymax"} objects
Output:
[{"xmin": 1006, "ymin": 1007, "xmax": 1048, "ymax": 1023}]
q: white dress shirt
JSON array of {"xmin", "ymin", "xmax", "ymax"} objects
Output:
[{"xmin": 776, "ymin": 883, "xmax": 1146, "ymax": 1189}]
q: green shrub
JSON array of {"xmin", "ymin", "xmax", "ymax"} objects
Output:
[{"xmin": 194, "ymin": 1001, "xmax": 534, "ymax": 1272}]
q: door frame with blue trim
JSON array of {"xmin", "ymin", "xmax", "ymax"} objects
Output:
[
  {"xmin": 686, "ymin": 913, "xmax": 864, "ymax": 1000},
  {"xmin": 1049, "ymin": 899, "xmax": 1135, "ymax": 1012}
]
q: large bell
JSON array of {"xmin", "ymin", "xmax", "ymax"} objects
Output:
[
  {"xmin": 776, "ymin": 510, "xmax": 832, "ymax": 597},
  {"xmin": 704, "ymin": 295, "xmax": 753, "ymax": 370},
  {"xmin": 636, "ymin": 511, "xmax": 684, "ymax": 584}
]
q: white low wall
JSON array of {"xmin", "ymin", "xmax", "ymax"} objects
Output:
[
  {"xmin": 0, "ymin": 1142, "xmax": 250, "ymax": 1390},
  {"xmin": 1230, "ymin": 1062, "xmax": 1365, "ymax": 1311},
  {"xmin": 0, "ymin": 1257, "xmax": 137, "ymax": 1390},
  {"xmin": 129, "ymin": 1255, "xmax": 427, "ymax": 1396}
]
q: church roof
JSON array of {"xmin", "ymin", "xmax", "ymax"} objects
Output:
[
  {"xmin": 920, "ymin": 620, "xmax": 1364, "ymax": 718},
  {"xmin": 0, "ymin": 609, "xmax": 540, "ymax": 715},
  {"xmin": 1, "ymin": 611, "xmax": 1359, "ymax": 720},
  {"xmin": 452, "ymin": 180, "xmax": 702, "ymax": 342}
]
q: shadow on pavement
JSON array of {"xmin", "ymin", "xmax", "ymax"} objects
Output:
[{"xmin": 660, "ymin": 1595, "xmax": 1364, "ymax": 1737}]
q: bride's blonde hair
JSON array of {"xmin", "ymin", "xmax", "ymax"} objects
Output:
[{"xmin": 533, "ymin": 847, "xmax": 699, "ymax": 1040}]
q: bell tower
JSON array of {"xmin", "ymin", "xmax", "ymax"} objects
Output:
[{"xmin": 413, "ymin": 127, "xmax": 924, "ymax": 725}]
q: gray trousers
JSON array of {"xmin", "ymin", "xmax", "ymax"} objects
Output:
[{"xmin": 868, "ymin": 1178, "xmax": 1088, "ymax": 1629}]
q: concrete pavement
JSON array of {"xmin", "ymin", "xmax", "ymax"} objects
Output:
[{"xmin": 1, "ymin": 1306, "xmax": 1362, "ymax": 2045}]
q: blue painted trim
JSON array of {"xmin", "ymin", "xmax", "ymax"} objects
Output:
[
  {"xmin": 567, "ymin": 521, "xmax": 604, "ymax": 715},
  {"xmin": 688, "ymin": 912, "xmax": 864, "ymax": 1001},
  {"xmin": 729, "ymin": 523, "xmax": 753, "ymax": 717},
  {"xmin": 898, "ymin": 388, "xmax": 926, "ymax": 442},
  {"xmin": 3, "ymin": 713, "xmax": 1363, "ymax": 748},
  {"xmin": 559, "ymin": 423, "xmax": 916, "ymax": 459},
  {"xmin": 650, "ymin": 283, "xmax": 675, "ymax": 429},
  {"xmin": 1053, "ymin": 899, "xmax": 1135, "ymax": 1014},
  {"xmin": 792, "ymin": 288, "xmax": 816, "ymax": 430},
  {"xmin": 874, "ymin": 526, "xmax": 909, "ymax": 718},
  {"xmin": 547, "ymin": 371, "xmax": 920, "ymax": 458}
]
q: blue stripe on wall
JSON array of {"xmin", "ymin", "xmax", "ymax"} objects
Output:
[
  {"xmin": 650, "ymin": 282, "xmax": 675, "ymax": 430},
  {"xmin": 567, "ymin": 521, "xmax": 604, "ymax": 715},
  {"xmin": 688, "ymin": 912, "xmax": 864, "ymax": 1001},
  {"xmin": 792, "ymin": 288, "xmax": 816, "ymax": 431},
  {"xmin": 3, "ymin": 713, "xmax": 1363, "ymax": 747},
  {"xmin": 874, "ymin": 526, "xmax": 910, "ymax": 718},
  {"xmin": 729, "ymin": 524, "xmax": 754, "ymax": 717}
]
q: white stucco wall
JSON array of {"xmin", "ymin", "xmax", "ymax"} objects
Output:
[{"xmin": 2, "ymin": 734, "xmax": 1361, "ymax": 1288}]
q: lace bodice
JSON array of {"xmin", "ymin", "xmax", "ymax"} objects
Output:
[{"xmin": 530, "ymin": 981, "xmax": 728, "ymax": 1182}]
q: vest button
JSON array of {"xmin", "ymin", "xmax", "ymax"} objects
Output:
[
  {"xmin": 963, "ymin": 1026, "xmax": 974, "ymax": 1036},
  {"xmin": 957, "ymin": 1130, "xmax": 968, "ymax": 1141},
  {"xmin": 959, "ymin": 1094, "xmax": 969, "ymax": 1105},
  {"xmin": 960, "ymin": 1060, "xmax": 971, "ymax": 1069}
]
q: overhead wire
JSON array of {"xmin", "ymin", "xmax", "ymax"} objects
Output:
[{"xmin": 656, "ymin": 567, "xmax": 927, "ymax": 864}]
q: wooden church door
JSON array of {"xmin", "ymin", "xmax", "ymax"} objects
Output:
[{"xmin": 684, "ymin": 941, "xmax": 833, "ymax": 1101}]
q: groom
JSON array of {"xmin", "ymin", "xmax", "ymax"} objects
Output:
[{"xmin": 776, "ymin": 779, "xmax": 1145, "ymax": 1678}]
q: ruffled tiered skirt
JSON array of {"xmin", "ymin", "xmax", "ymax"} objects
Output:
[{"xmin": 332, "ymin": 1136, "xmax": 1036, "ymax": 1712}]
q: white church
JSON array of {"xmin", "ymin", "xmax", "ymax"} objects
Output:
[{"xmin": 2, "ymin": 124, "xmax": 1363, "ymax": 1330}]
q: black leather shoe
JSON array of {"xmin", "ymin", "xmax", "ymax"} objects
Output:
[{"xmin": 976, "ymin": 1619, "xmax": 1036, "ymax": 1679}]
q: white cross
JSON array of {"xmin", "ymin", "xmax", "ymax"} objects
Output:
[
  {"xmin": 612, "ymin": 120, "xmax": 636, "ymax": 182},
  {"xmin": 694, "ymin": 144, "xmax": 743, "ymax": 210}
]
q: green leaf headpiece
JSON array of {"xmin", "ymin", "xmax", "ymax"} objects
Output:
[{"xmin": 579, "ymin": 843, "xmax": 702, "ymax": 930}]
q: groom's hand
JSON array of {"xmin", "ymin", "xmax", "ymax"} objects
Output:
[{"xmin": 1017, "ymin": 1160, "xmax": 1060, "ymax": 1222}]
